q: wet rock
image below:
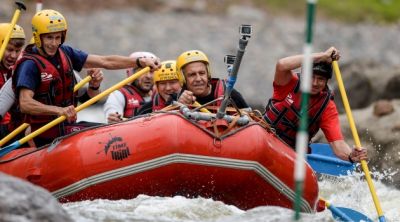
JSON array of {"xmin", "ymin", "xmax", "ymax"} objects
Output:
[
  {"xmin": 338, "ymin": 99, "xmax": 400, "ymax": 189},
  {"xmin": 383, "ymin": 74, "xmax": 400, "ymax": 100},
  {"xmin": 332, "ymin": 69, "xmax": 373, "ymax": 112},
  {"xmin": 0, "ymin": 173, "xmax": 72, "ymax": 222},
  {"xmin": 373, "ymin": 100, "xmax": 394, "ymax": 117}
]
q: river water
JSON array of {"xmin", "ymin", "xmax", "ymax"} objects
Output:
[
  {"xmin": 62, "ymin": 172, "xmax": 399, "ymax": 221},
  {"xmin": 69, "ymin": 108, "xmax": 400, "ymax": 221}
]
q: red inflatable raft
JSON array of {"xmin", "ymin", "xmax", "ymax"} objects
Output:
[{"xmin": 0, "ymin": 110, "xmax": 319, "ymax": 212}]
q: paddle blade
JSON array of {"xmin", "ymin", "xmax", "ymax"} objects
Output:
[
  {"xmin": 0, "ymin": 141, "xmax": 20, "ymax": 158},
  {"xmin": 329, "ymin": 205, "xmax": 373, "ymax": 222},
  {"xmin": 307, "ymin": 154, "xmax": 355, "ymax": 176},
  {"xmin": 307, "ymin": 143, "xmax": 355, "ymax": 176}
]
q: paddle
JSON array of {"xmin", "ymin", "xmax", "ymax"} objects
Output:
[
  {"xmin": 321, "ymin": 198, "xmax": 373, "ymax": 222},
  {"xmin": 0, "ymin": 67, "xmax": 150, "ymax": 157},
  {"xmin": 73, "ymin": 75, "xmax": 92, "ymax": 92},
  {"xmin": 0, "ymin": 2, "xmax": 26, "ymax": 61},
  {"xmin": 333, "ymin": 60, "xmax": 386, "ymax": 221},
  {"xmin": 193, "ymin": 101, "xmax": 211, "ymax": 113},
  {"xmin": 306, "ymin": 143, "xmax": 355, "ymax": 176},
  {"xmin": 0, "ymin": 76, "xmax": 92, "ymax": 147}
]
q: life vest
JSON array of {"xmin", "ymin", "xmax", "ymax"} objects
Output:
[
  {"xmin": 0, "ymin": 67, "xmax": 11, "ymax": 87},
  {"xmin": 210, "ymin": 78, "xmax": 225, "ymax": 106},
  {"xmin": 263, "ymin": 75, "xmax": 333, "ymax": 149},
  {"xmin": 119, "ymin": 85, "xmax": 146, "ymax": 118},
  {"xmin": 152, "ymin": 93, "xmax": 168, "ymax": 111},
  {"xmin": 12, "ymin": 45, "xmax": 76, "ymax": 139},
  {"xmin": 0, "ymin": 67, "xmax": 12, "ymax": 124}
]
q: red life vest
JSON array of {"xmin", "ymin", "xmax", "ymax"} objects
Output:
[
  {"xmin": 263, "ymin": 75, "xmax": 333, "ymax": 149},
  {"xmin": 12, "ymin": 46, "xmax": 76, "ymax": 139},
  {"xmin": 0, "ymin": 67, "xmax": 12, "ymax": 124},
  {"xmin": 119, "ymin": 85, "xmax": 146, "ymax": 118},
  {"xmin": 210, "ymin": 78, "xmax": 225, "ymax": 106},
  {"xmin": 0, "ymin": 67, "xmax": 11, "ymax": 87},
  {"xmin": 152, "ymin": 93, "xmax": 168, "ymax": 111}
]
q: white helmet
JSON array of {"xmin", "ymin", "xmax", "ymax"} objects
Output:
[{"xmin": 126, "ymin": 51, "xmax": 156, "ymax": 77}]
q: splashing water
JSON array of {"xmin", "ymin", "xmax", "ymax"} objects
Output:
[{"xmin": 63, "ymin": 169, "xmax": 400, "ymax": 222}]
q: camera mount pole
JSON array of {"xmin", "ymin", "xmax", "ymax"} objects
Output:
[{"xmin": 216, "ymin": 30, "xmax": 250, "ymax": 119}]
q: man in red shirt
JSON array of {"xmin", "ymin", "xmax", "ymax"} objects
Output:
[{"xmin": 264, "ymin": 47, "xmax": 367, "ymax": 163}]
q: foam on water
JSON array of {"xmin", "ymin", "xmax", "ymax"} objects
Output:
[{"xmin": 63, "ymin": 170, "xmax": 400, "ymax": 222}]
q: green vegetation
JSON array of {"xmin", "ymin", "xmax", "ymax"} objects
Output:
[{"xmin": 254, "ymin": 0, "xmax": 400, "ymax": 24}]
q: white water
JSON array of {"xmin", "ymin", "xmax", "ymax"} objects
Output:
[
  {"xmin": 71, "ymin": 108, "xmax": 400, "ymax": 221},
  {"xmin": 63, "ymin": 171, "xmax": 400, "ymax": 222}
]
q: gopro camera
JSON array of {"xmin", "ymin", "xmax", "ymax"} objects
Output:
[
  {"xmin": 239, "ymin": 24, "xmax": 252, "ymax": 38},
  {"xmin": 224, "ymin": 55, "xmax": 236, "ymax": 65}
]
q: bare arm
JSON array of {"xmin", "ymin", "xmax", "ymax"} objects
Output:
[
  {"xmin": 329, "ymin": 140, "xmax": 368, "ymax": 162},
  {"xmin": 329, "ymin": 140, "xmax": 352, "ymax": 161},
  {"xmin": 19, "ymin": 88, "xmax": 77, "ymax": 122},
  {"xmin": 83, "ymin": 54, "xmax": 161, "ymax": 71},
  {"xmin": 274, "ymin": 47, "xmax": 340, "ymax": 86}
]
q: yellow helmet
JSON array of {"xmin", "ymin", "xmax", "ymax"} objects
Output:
[
  {"xmin": 153, "ymin": 60, "xmax": 184, "ymax": 86},
  {"xmin": 176, "ymin": 50, "xmax": 211, "ymax": 80},
  {"xmin": 0, "ymin": 23, "xmax": 25, "ymax": 48},
  {"xmin": 32, "ymin": 9, "xmax": 67, "ymax": 48}
]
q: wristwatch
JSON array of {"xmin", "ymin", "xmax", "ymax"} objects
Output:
[{"xmin": 89, "ymin": 85, "xmax": 100, "ymax": 90}]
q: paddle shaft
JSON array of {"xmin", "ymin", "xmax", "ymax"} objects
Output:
[
  {"xmin": 74, "ymin": 75, "xmax": 92, "ymax": 92},
  {"xmin": 0, "ymin": 2, "xmax": 26, "ymax": 62},
  {"xmin": 36, "ymin": 0, "xmax": 43, "ymax": 12},
  {"xmin": 332, "ymin": 61, "xmax": 385, "ymax": 221},
  {"xmin": 0, "ymin": 76, "xmax": 92, "ymax": 147},
  {"xmin": 193, "ymin": 101, "xmax": 211, "ymax": 113},
  {"xmin": 0, "ymin": 123, "xmax": 29, "ymax": 147},
  {"xmin": 5, "ymin": 67, "xmax": 150, "ymax": 150}
]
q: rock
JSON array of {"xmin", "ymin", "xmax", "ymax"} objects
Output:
[
  {"xmin": 338, "ymin": 99, "xmax": 400, "ymax": 189},
  {"xmin": 373, "ymin": 100, "xmax": 394, "ymax": 117},
  {"xmin": 332, "ymin": 68, "xmax": 373, "ymax": 112},
  {"xmin": 383, "ymin": 74, "xmax": 400, "ymax": 99},
  {"xmin": 0, "ymin": 173, "xmax": 72, "ymax": 222}
]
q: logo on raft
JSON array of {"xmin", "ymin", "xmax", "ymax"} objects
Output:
[{"xmin": 97, "ymin": 134, "xmax": 131, "ymax": 161}]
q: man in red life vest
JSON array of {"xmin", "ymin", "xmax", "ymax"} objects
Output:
[
  {"xmin": 104, "ymin": 52, "xmax": 156, "ymax": 123},
  {"xmin": 135, "ymin": 60, "xmax": 184, "ymax": 114},
  {"xmin": 151, "ymin": 60, "xmax": 184, "ymax": 111},
  {"xmin": 12, "ymin": 9, "xmax": 160, "ymax": 147},
  {"xmin": 264, "ymin": 47, "xmax": 367, "ymax": 163},
  {"xmin": 176, "ymin": 50, "xmax": 248, "ymax": 109},
  {"xmin": 0, "ymin": 23, "xmax": 25, "ymax": 139}
]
